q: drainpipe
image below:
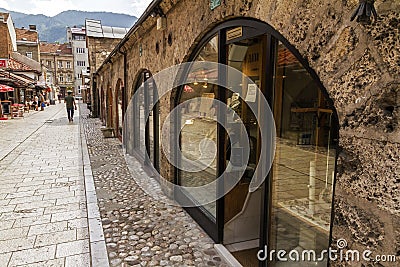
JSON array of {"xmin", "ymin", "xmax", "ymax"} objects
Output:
[
  {"xmin": 53, "ymin": 53, "xmax": 58, "ymax": 96},
  {"xmin": 118, "ymin": 47, "xmax": 128, "ymax": 120},
  {"xmin": 92, "ymin": 74, "xmax": 98, "ymax": 117}
]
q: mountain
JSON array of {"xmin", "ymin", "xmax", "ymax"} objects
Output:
[{"xmin": 0, "ymin": 9, "xmax": 137, "ymax": 43}]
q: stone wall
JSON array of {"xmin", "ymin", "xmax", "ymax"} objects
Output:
[
  {"xmin": 87, "ymin": 36, "xmax": 123, "ymax": 119},
  {"xmin": 87, "ymin": 37, "xmax": 122, "ymax": 73},
  {"xmin": 17, "ymin": 45, "xmax": 40, "ymax": 62},
  {"xmin": 95, "ymin": 0, "xmax": 400, "ymax": 264}
]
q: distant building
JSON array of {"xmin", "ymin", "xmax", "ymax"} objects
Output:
[
  {"xmin": 85, "ymin": 19, "xmax": 129, "ymax": 115},
  {"xmin": 0, "ymin": 13, "xmax": 46, "ymax": 104},
  {"xmin": 40, "ymin": 43, "xmax": 74, "ymax": 98},
  {"xmin": 67, "ymin": 26, "xmax": 89, "ymax": 99},
  {"xmin": 9, "ymin": 52, "xmax": 42, "ymax": 82},
  {"xmin": 0, "ymin": 12, "xmax": 17, "ymax": 59},
  {"xmin": 15, "ymin": 25, "xmax": 40, "ymax": 62}
]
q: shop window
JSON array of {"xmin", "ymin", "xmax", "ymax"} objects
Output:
[
  {"xmin": 126, "ymin": 71, "xmax": 160, "ymax": 174},
  {"xmin": 146, "ymin": 78, "xmax": 160, "ymax": 172},
  {"xmin": 172, "ymin": 20, "xmax": 339, "ymax": 266},
  {"xmin": 223, "ymin": 36, "xmax": 266, "ymax": 251},
  {"xmin": 268, "ymin": 42, "xmax": 336, "ymax": 266},
  {"xmin": 131, "ymin": 72, "xmax": 148, "ymax": 159},
  {"xmin": 178, "ymin": 35, "xmax": 219, "ymax": 219},
  {"xmin": 117, "ymin": 81, "xmax": 123, "ymax": 137}
]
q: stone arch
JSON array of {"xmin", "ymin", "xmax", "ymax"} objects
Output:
[
  {"xmin": 115, "ymin": 78, "xmax": 124, "ymax": 139},
  {"xmin": 172, "ymin": 18, "xmax": 341, "ymax": 249},
  {"xmin": 125, "ymin": 69, "xmax": 160, "ymax": 174},
  {"xmin": 100, "ymin": 86, "xmax": 105, "ymax": 123},
  {"xmin": 106, "ymin": 86, "xmax": 113, "ymax": 128}
]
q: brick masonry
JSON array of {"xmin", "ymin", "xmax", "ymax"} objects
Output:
[{"xmin": 0, "ymin": 22, "xmax": 11, "ymax": 58}]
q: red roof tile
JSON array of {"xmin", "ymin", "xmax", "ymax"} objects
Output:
[
  {"xmin": 16, "ymin": 28, "xmax": 38, "ymax": 43},
  {"xmin": 40, "ymin": 42, "xmax": 73, "ymax": 55},
  {"xmin": 6, "ymin": 58, "xmax": 38, "ymax": 72}
]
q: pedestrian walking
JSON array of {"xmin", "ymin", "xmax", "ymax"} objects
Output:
[
  {"xmin": 39, "ymin": 93, "xmax": 45, "ymax": 111},
  {"xmin": 33, "ymin": 95, "xmax": 39, "ymax": 111},
  {"xmin": 65, "ymin": 91, "xmax": 77, "ymax": 122}
]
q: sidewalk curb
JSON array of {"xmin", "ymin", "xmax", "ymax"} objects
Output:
[{"xmin": 79, "ymin": 107, "xmax": 110, "ymax": 267}]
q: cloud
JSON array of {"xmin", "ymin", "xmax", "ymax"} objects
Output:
[
  {"xmin": 1, "ymin": 0, "xmax": 72, "ymax": 16},
  {"xmin": 29, "ymin": 0, "xmax": 76, "ymax": 16},
  {"xmin": 130, "ymin": 0, "xmax": 153, "ymax": 17},
  {"xmin": 0, "ymin": 0, "xmax": 10, "ymax": 10},
  {"xmin": 0, "ymin": 0, "xmax": 153, "ymax": 17}
]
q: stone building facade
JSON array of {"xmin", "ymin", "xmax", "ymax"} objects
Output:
[
  {"xmin": 67, "ymin": 26, "xmax": 89, "ymax": 99},
  {"xmin": 0, "ymin": 13, "xmax": 17, "ymax": 59},
  {"xmin": 40, "ymin": 43, "xmax": 74, "ymax": 98},
  {"xmin": 15, "ymin": 26, "xmax": 40, "ymax": 62},
  {"xmin": 85, "ymin": 19, "xmax": 130, "ymax": 118},
  {"xmin": 92, "ymin": 0, "xmax": 399, "ymax": 266}
]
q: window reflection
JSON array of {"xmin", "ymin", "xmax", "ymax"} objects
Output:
[
  {"xmin": 223, "ymin": 36, "xmax": 265, "ymax": 261},
  {"xmin": 179, "ymin": 35, "xmax": 218, "ymax": 219},
  {"xmin": 133, "ymin": 73, "xmax": 147, "ymax": 158},
  {"xmin": 269, "ymin": 43, "xmax": 336, "ymax": 266},
  {"xmin": 146, "ymin": 77, "xmax": 160, "ymax": 172},
  {"xmin": 117, "ymin": 84, "xmax": 123, "ymax": 136}
]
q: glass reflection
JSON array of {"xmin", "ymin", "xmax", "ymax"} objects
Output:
[
  {"xmin": 133, "ymin": 73, "xmax": 147, "ymax": 158},
  {"xmin": 118, "ymin": 84, "xmax": 123, "ymax": 136},
  {"xmin": 179, "ymin": 35, "xmax": 218, "ymax": 219},
  {"xmin": 269, "ymin": 43, "xmax": 336, "ymax": 266},
  {"xmin": 146, "ymin": 77, "xmax": 160, "ymax": 172}
]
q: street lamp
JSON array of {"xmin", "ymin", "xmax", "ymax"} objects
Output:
[{"xmin": 350, "ymin": 0, "xmax": 378, "ymax": 25}]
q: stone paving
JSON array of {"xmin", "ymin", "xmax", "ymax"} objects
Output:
[
  {"xmin": 0, "ymin": 103, "xmax": 100, "ymax": 266},
  {"xmin": 0, "ymin": 103, "xmax": 230, "ymax": 267},
  {"xmin": 80, "ymin": 106, "xmax": 229, "ymax": 266}
]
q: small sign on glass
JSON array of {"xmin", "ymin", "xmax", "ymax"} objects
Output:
[{"xmin": 245, "ymin": 84, "xmax": 257, "ymax": 102}]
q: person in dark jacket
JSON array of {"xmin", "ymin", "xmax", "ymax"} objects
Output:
[{"xmin": 65, "ymin": 91, "xmax": 77, "ymax": 122}]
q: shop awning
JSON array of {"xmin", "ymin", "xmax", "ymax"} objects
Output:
[
  {"xmin": 0, "ymin": 69, "xmax": 34, "ymax": 88},
  {"xmin": 0, "ymin": 84, "xmax": 14, "ymax": 92}
]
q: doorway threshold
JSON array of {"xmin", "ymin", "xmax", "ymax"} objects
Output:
[
  {"xmin": 225, "ymin": 239, "xmax": 259, "ymax": 252},
  {"xmin": 214, "ymin": 244, "xmax": 243, "ymax": 267}
]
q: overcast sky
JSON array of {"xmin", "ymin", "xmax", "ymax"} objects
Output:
[{"xmin": 0, "ymin": 0, "xmax": 153, "ymax": 18}]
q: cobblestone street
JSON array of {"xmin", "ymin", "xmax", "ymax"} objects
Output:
[
  {"xmin": 0, "ymin": 103, "xmax": 228, "ymax": 266},
  {"xmin": 80, "ymin": 106, "xmax": 228, "ymax": 266}
]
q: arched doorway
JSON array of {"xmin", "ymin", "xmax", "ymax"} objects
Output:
[
  {"xmin": 129, "ymin": 70, "xmax": 160, "ymax": 175},
  {"xmin": 115, "ymin": 78, "xmax": 125, "ymax": 140},
  {"xmin": 100, "ymin": 87, "xmax": 105, "ymax": 123},
  {"xmin": 174, "ymin": 19, "xmax": 339, "ymax": 266},
  {"xmin": 106, "ymin": 87, "xmax": 113, "ymax": 128}
]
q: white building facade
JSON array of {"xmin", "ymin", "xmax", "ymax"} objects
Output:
[{"xmin": 67, "ymin": 26, "xmax": 89, "ymax": 98}]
